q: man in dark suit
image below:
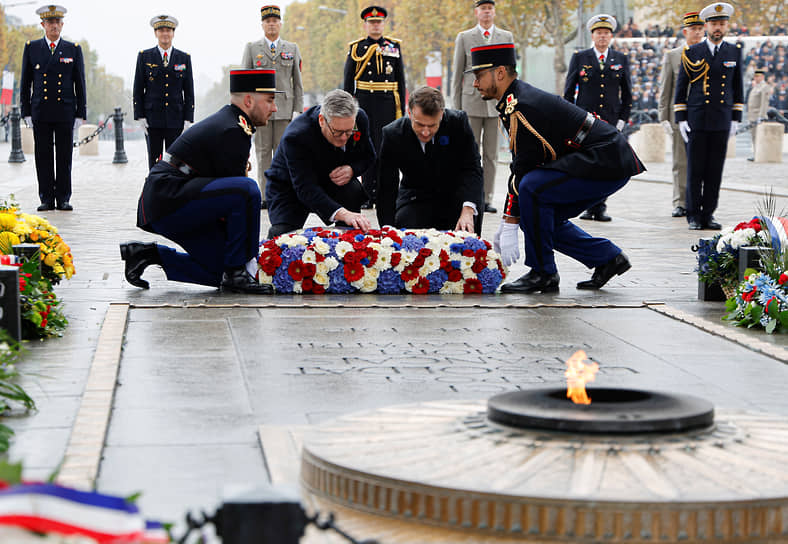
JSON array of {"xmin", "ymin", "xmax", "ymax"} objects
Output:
[
  {"xmin": 19, "ymin": 4, "xmax": 86, "ymax": 212},
  {"xmin": 377, "ymin": 86, "xmax": 483, "ymax": 233},
  {"xmin": 133, "ymin": 15, "xmax": 195, "ymax": 169},
  {"xmin": 343, "ymin": 6, "xmax": 406, "ymax": 208},
  {"xmin": 469, "ymin": 43, "xmax": 644, "ymax": 293},
  {"xmin": 120, "ymin": 70, "xmax": 279, "ymax": 294},
  {"xmin": 563, "ymin": 14, "xmax": 632, "ymax": 222},
  {"xmin": 674, "ymin": 2, "xmax": 743, "ymax": 230},
  {"xmin": 265, "ymin": 89, "xmax": 375, "ymax": 238}
]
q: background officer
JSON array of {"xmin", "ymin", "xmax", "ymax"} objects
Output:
[
  {"xmin": 746, "ymin": 68, "xmax": 772, "ymax": 160},
  {"xmin": 343, "ymin": 6, "xmax": 405, "ymax": 209},
  {"xmin": 563, "ymin": 14, "xmax": 632, "ymax": 222},
  {"xmin": 377, "ymin": 86, "xmax": 483, "ymax": 233},
  {"xmin": 19, "ymin": 4, "xmax": 86, "ymax": 212},
  {"xmin": 121, "ymin": 70, "xmax": 280, "ymax": 294},
  {"xmin": 674, "ymin": 2, "xmax": 743, "ymax": 230},
  {"xmin": 451, "ymin": 0, "xmax": 513, "ymax": 214},
  {"xmin": 241, "ymin": 4, "xmax": 303, "ymax": 208},
  {"xmin": 658, "ymin": 11, "xmax": 706, "ymax": 218},
  {"xmin": 133, "ymin": 15, "xmax": 194, "ymax": 170}
]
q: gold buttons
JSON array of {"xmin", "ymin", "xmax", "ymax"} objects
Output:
[
  {"xmin": 705, "ymin": 100, "xmax": 710, "ymax": 103},
  {"xmin": 58, "ymin": 81, "xmax": 61, "ymax": 86},
  {"xmin": 722, "ymin": 75, "xmax": 726, "ymax": 79},
  {"xmin": 600, "ymin": 94, "xmax": 604, "ymax": 98},
  {"xmin": 165, "ymin": 74, "xmax": 169, "ymax": 78},
  {"xmin": 43, "ymin": 73, "xmax": 47, "ymax": 77},
  {"xmin": 43, "ymin": 80, "xmax": 47, "ymax": 84},
  {"xmin": 601, "ymin": 74, "xmax": 605, "ymax": 78},
  {"xmin": 720, "ymin": 100, "xmax": 724, "ymax": 103},
  {"xmin": 600, "ymin": 84, "xmax": 604, "ymax": 88},
  {"xmin": 58, "ymin": 74, "xmax": 62, "ymax": 78},
  {"xmin": 721, "ymin": 83, "xmax": 725, "ymax": 87},
  {"xmin": 165, "ymin": 102, "xmax": 169, "ymax": 106},
  {"xmin": 165, "ymin": 93, "xmax": 169, "ymax": 97},
  {"xmin": 599, "ymin": 104, "xmax": 603, "ymax": 108},
  {"xmin": 165, "ymin": 83, "xmax": 168, "ymax": 87},
  {"xmin": 44, "ymin": 96, "xmax": 48, "ymax": 100}
]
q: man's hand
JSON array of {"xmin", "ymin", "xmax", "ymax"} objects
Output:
[
  {"xmin": 139, "ymin": 118, "xmax": 149, "ymax": 134},
  {"xmin": 729, "ymin": 121, "xmax": 739, "ymax": 138},
  {"xmin": 183, "ymin": 120, "xmax": 192, "ymax": 131},
  {"xmin": 73, "ymin": 118, "xmax": 83, "ymax": 130},
  {"xmin": 335, "ymin": 208, "xmax": 371, "ymax": 232},
  {"xmin": 661, "ymin": 120, "xmax": 673, "ymax": 136},
  {"xmin": 494, "ymin": 221, "xmax": 521, "ymax": 267},
  {"xmin": 615, "ymin": 119, "xmax": 625, "ymax": 132},
  {"xmin": 454, "ymin": 206, "xmax": 475, "ymax": 232},
  {"xmin": 678, "ymin": 120, "xmax": 691, "ymax": 143},
  {"xmin": 329, "ymin": 165, "xmax": 354, "ymax": 186},
  {"xmin": 23, "ymin": 116, "xmax": 32, "ymax": 127}
]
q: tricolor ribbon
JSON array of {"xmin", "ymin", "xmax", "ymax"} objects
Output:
[{"xmin": 758, "ymin": 216, "xmax": 788, "ymax": 253}]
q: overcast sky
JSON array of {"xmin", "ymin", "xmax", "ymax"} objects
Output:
[{"xmin": 4, "ymin": 0, "xmax": 296, "ymax": 89}]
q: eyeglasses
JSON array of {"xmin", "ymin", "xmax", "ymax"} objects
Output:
[
  {"xmin": 326, "ymin": 121, "xmax": 356, "ymax": 138},
  {"xmin": 473, "ymin": 67, "xmax": 495, "ymax": 82}
]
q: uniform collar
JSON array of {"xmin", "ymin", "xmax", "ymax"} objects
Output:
[
  {"xmin": 477, "ymin": 24, "xmax": 496, "ymax": 37},
  {"xmin": 265, "ymin": 37, "xmax": 280, "ymax": 49},
  {"xmin": 230, "ymin": 104, "xmax": 256, "ymax": 135},
  {"xmin": 594, "ymin": 47, "xmax": 609, "ymax": 61},
  {"xmin": 157, "ymin": 45, "xmax": 173, "ymax": 58},
  {"xmin": 45, "ymin": 36, "xmax": 61, "ymax": 48},
  {"xmin": 706, "ymin": 39, "xmax": 723, "ymax": 56},
  {"xmin": 496, "ymin": 79, "xmax": 520, "ymax": 113}
]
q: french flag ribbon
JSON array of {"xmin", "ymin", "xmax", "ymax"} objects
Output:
[
  {"xmin": 0, "ymin": 483, "xmax": 168, "ymax": 543},
  {"xmin": 0, "ymin": 254, "xmax": 19, "ymax": 265},
  {"xmin": 759, "ymin": 216, "xmax": 788, "ymax": 253}
]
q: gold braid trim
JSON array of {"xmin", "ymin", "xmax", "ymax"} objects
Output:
[
  {"xmin": 680, "ymin": 49, "xmax": 710, "ymax": 94},
  {"xmin": 509, "ymin": 111, "xmax": 556, "ymax": 163},
  {"xmin": 351, "ymin": 43, "xmax": 382, "ymax": 81}
]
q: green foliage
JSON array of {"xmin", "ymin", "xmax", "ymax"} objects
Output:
[
  {"xmin": 0, "ymin": 459, "xmax": 23, "ymax": 485},
  {"xmin": 0, "ymin": 331, "xmax": 34, "ymax": 454},
  {"xmin": 18, "ymin": 258, "xmax": 68, "ymax": 340}
]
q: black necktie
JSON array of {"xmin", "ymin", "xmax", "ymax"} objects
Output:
[{"xmin": 713, "ymin": 45, "xmax": 719, "ymax": 58}]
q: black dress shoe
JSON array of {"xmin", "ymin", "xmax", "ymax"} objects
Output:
[
  {"xmin": 220, "ymin": 267, "xmax": 273, "ymax": 294},
  {"xmin": 56, "ymin": 201, "xmax": 73, "ymax": 211},
  {"xmin": 261, "ymin": 200, "xmax": 268, "ymax": 210},
  {"xmin": 578, "ymin": 209, "xmax": 595, "ymax": 220},
  {"xmin": 484, "ymin": 203, "xmax": 497, "ymax": 213},
  {"xmin": 119, "ymin": 241, "xmax": 161, "ymax": 289},
  {"xmin": 671, "ymin": 206, "xmax": 687, "ymax": 217},
  {"xmin": 704, "ymin": 218, "xmax": 722, "ymax": 230},
  {"xmin": 577, "ymin": 252, "xmax": 631, "ymax": 290},
  {"xmin": 37, "ymin": 203, "xmax": 55, "ymax": 212},
  {"xmin": 500, "ymin": 270, "xmax": 560, "ymax": 293},
  {"xmin": 594, "ymin": 209, "xmax": 612, "ymax": 221},
  {"xmin": 688, "ymin": 220, "xmax": 703, "ymax": 230},
  {"xmin": 747, "ymin": 157, "xmax": 754, "ymax": 162}
]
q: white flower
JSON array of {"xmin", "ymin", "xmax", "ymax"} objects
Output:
[
  {"xmin": 302, "ymin": 250, "xmax": 317, "ymax": 264},
  {"xmin": 374, "ymin": 246, "xmax": 393, "ymax": 270},
  {"xmin": 420, "ymin": 254, "xmax": 441, "ymax": 274},
  {"xmin": 462, "ymin": 266, "xmax": 476, "ymax": 279},
  {"xmin": 440, "ymin": 281, "xmax": 464, "ymax": 294},
  {"xmin": 324, "ymin": 256, "xmax": 340, "ymax": 271},
  {"xmin": 313, "ymin": 272, "xmax": 330, "ymax": 286},
  {"xmin": 312, "ymin": 240, "xmax": 330, "ymax": 255},
  {"xmin": 335, "ymin": 241, "xmax": 353, "ymax": 257},
  {"xmin": 293, "ymin": 281, "xmax": 303, "ymax": 294},
  {"xmin": 352, "ymin": 267, "xmax": 379, "ymax": 292},
  {"xmin": 258, "ymin": 272, "xmax": 273, "ymax": 285},
  {"xmin": 487, "ymin": 259, "xmax": 499, "ymax": 270},
  {"xmin": 315, "ymin": 261, "xmax": 331, "ymax": 275}
]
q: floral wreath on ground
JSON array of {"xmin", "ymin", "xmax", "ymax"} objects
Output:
[
  {"xmin": 724, "ymin": 271, "xmax": 788, "ymax": 334},
  {"xmin": 257, "ymin": 227, "xmax": 507, "ymax": 294}
]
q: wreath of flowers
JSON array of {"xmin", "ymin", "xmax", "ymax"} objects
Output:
[
  {"xmin": 694, "ymin": 217, "xmax": 769, "ymax": 292},
  {"xmin": 725, "ymin": 271, "xmax": 788, "ymax": 334},
  {"xmin": 257, "ymin": 227, "xmax": 507, "ymax": 294}
]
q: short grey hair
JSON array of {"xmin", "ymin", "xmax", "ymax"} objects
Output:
[{"xmin": 321, "ymin": 89, "xmax": 358, "ymax": 123}]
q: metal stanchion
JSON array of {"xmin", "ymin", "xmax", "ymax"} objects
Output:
[
  {"xmin": 112, "ymin": 107, "xmax": 128, "ymax": 164},
  {"xmin": 8, "ymin": 105, "xmax": 25, "ymax": 163}
]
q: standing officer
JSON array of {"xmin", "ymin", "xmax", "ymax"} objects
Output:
[
  {"xmin": 451, "ymin": 0, "xmax": 513, "ymax": 214},
  {"xmin": 241, "ymin": 4, "xmax": 303, "ymax": 207},
  {"xmin": 120, "ymin": 70, "xmax": 280, "ymax": 294},
  {"xmin": 19, "ymin": 4, "xmax": 86, "ymax": 212},
  {"xmin": 658, "ymin": 11, "xmax": 706, "ymax": 218},
  {"xmin": 469, "ymin": 44, "xmax": 644, "ymax": 293},
  {"xmin": 746, "ymin": 68, "xmax": 772, "ymax": 160},
  {"xmin": 133, "ymin": 15, "xmax": 194, "ymax": 170},
  {"xmin": 343, "ymin": 6, "xmax": 406, "ymax": 209},
  {"xmin": 675, "ymin": 2, "xmax": 743, "ymax": 230},
  {"xmin": 563, "ymin": 14, "xmax": 632, "ymax": 222}
]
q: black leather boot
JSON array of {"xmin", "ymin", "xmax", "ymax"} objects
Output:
[
  {"xmin": 220, "ymin": 267, "xmax": 273, "ymax": 294},
  {"xmin": 119, "ymin": 242, "xmax": 161, "ymax": 289},
  {"xmin": 577, "ymin": 252, "xmax": 631, "ymax": 290},
  {"xmin": 500, "ymin": 270, "xmax": 560, "ymax": 293}
]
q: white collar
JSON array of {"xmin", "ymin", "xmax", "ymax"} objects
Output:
[
  {"xmin": 265, "ymin": 37, "xmax": 280, "ymax": 49},
  {"xmin": 477, "ymin": 24, "xmax": 495, "ymax": 37},
  {"xmin": 706, "ymin": 39, "xmax": 722, "ymax": 55},
  {"xmin": 157, "ymin": 45, "xmax": 172, "ymax": 58},
  {"xmin": 46, "ymin": 36, "xmax": 61, "ymax": 47},
  {"xmin": 594, "ymin": 47, "xmax": 609, "ymax": 60}
]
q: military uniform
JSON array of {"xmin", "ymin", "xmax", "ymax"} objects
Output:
[
  {"xmin": 564, "ymin": 14, "xmax": 632, "ymax": 222},
  {"xmin": 135, "ymin": 71, "xmax": 269, "ymax": 288},
  {"xmin": 265, "ymin": 105, "xmax": 375, "ymax": 238},
  {"xmin": 19, "ymin": 5, "xmax": 86, "ymax": 210},
  {"xmin": 241, "ymin": 5, "xmax": 304, "ymax": 200},
  {"xmin": 133, "ymin": 34, "xmax": 194, "ymax": 169},
  {"xmin": 377, "ymin": 109, "xmax": 483, "ymax": 232},
  {"xmin": 674, "ymin": 3, "xmax": 743, "ymax": 228},
  {"xmin": 343, "ymin": 6, "xmax": 406, "ymax": 206}
]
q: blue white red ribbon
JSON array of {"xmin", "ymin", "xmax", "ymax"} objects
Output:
[{"xmin": 758, "ymin": 216, "xmax": 788, "ymax": 253}]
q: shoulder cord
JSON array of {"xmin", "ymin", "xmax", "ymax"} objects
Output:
[
  {"xmin": 509, "ymin": 111, "xmax": 557, "ymax": 163},
  {"xmin": 351, "ymin": 43, "xmax": 382, "ymax": 81},
  {"xmin": 681, "ymin": 49, "xmax": 710, "ymax": 95}
]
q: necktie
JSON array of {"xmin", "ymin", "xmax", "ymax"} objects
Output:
[
  {"xmin": 50, "ymin": 42, "xmax": 55, "ymax": 54},
  {"xmin": 163, "ymin": 51, "xmax": 168, "ymax": 67},
  {"xmin": 713, "ymin": 45, "xmax": 719, "ymax": 58},
  {"xmin": 270, "ymin": 42, "xmax": 276, "ymax": 55},
  {"xmin": 599, "ymin": 54, "xmax": 605, "ymax": 69},
  {"xmin": 483, "ymin": 30, "xmax": 490, "ymax": 40}
]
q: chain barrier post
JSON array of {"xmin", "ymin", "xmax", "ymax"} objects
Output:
[
  {"xmin": 112, "ymin": 107, "xmax": 128, "ymax": 164},
  {"xmin": 8, "ymin": 105, "xmax": 25, "ymax": 163}
]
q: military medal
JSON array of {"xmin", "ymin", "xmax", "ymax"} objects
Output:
[
  {"xmin": 238, "ymin": 115, "xmax": 253, "ymax": 136},
  {"xmin": 504, "ymin": 94, "xmax": 518, "ymax": 115},
  {"xmin": 257, "ymin": 54, "xmax": 263, "ymax": 59},
  {"xmin": 385, "ymin": 63, "xmax": 393, "ymax": 74}
]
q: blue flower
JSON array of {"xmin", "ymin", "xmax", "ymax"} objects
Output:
[
  {"xmin": 377, "ymin": 269, "xmax": 404, "ymax": 294},
  {"xmin": 280, "ymin": 246, "xmax": 305, "ymax": 266},
  {"xmin": 355, "ymin": 234, "xmax": 365, "ymax": 242},
  {"xmin": 272, "ymin": 269, "xmax": 295, "ymax": 292},
  {"xmin": 327, "ymin": 265, "xmax": 355, "ymax": 294},
  {"xmin": 478, "ymin": 268, "xmax": 503, "ymax": 293},
  {"xmin": 450, "ymin": 260, "xmax": 462, "ymax": 269},
  {"xmin": 426, "ymin": 269, "xmax": 448, "ymax": 292},
  {"xmin": 462, "ymin": 237, "xmax": 486, "ymax": 251},
  {"xmin": 402, "ymin": 235, "xmax": 425, "ymax": 251},
  {"xmin": 449, "ymin": 243, "xmax": 465, "ymax": 253}
]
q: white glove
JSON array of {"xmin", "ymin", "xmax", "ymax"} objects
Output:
[
  {"xmin": 729, "ymin": 121, "xmax": 739, "ymax": 137},
  {"xmin": 139, "ymin": 118, "xmax": 148, "ymax": 134},
  {"xmin": 678, "ymin": 120, "xmax": 691, "ymax": 143},
  {"xmin": 73, "ymin": 118, "xmax": 83, "ymax": 129},
  {"xmin": 23, "ymin": 116, "xmax": 32, "ymax": 127},
  {"xmin": 497, "ymin": 222, "xmax": 521, "ymax": 267},
  {"xmin": 615, "ymin": 119, "xmax": 625, "ymax": 131},
  {"xmin": 292, "ymin": 111, "xmax": 300, "ymax": 120},
  {"xmin": 183, "ymin": 120, "xmax": 192, "ymax": 131},
  {"xmin": 661, "ymin": 120, "xmax": 673, "ymax": 136}
]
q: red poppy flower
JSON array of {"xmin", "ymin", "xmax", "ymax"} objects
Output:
[
  {"xmin": 472, "ymin": 259, "xmax": 487, "ymax": 274},
  {"xmin": 344, "ymin": 262, "xmax": 365, "ymax": 282},
  {"xmin": 401, "ymin": 265, "xmax": 419, "ymax": 282},
  {"xmin": 448, "ymin": 269, "xmax": 463, "ymax": 282},
  {"xmin": 464, "ymin": 278, "xmax": 483, "ymax": 294},
  {"xmin": 344, "ymin": 251, "xmax": 361, "ymax": 264},
  {"xmin": 742, "ymin": 288, "xmax": 756, "ymax": 302},
  {"xmin": 411, "ymin": 277, "xmax": 430, "ymax": 294},
  {"xmin": 352, "ymin": 131, "xmax": 361, "ymax": 142},
  {"xmin": 288, "ymin": 260, "xmax": 310, "ymax": 281},
  {"xmin": 475, "ymin": 249, "xmax": 488, "ymax": 260}
]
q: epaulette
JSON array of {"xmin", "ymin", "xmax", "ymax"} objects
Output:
[
  {"xmin": 348, "ymin": 37, "xmax": 364, "ymax": 47},
  {"xmin": 26, "ymin": 40, "xmax": 30, "ymax": 45},
  {"xmin": 384, "ymin": 36, "xmax": 401, "ymax": 44},
  {"xmin": 139, "ymin": 50, "xmax": 144, "ymax": 54},
  {"xmin": 736, "ymin": 42, "xmax": 742, "ymax": 48},
  {"xmin": 75, "ymin": 43, "xmax": 80, "ymax": 47}
]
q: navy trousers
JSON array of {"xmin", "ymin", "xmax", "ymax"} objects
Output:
[
  {"xmin": 146, "ymin": 127, "xmax": 183, "ymax": 170},
  {"xmin": 33, "ymin": 120, "xmax": 74, "ymax": 206},
  {"xmin": 149, "ymin": 177, "xmax": 261, "ymax": 287},
  {"xmin": 685, "ymin": 129, "xmax": 728, "ymax": 225},
  {"xmin": 517, "ymin": 169, "xmax": 629, "ymax": 274}
]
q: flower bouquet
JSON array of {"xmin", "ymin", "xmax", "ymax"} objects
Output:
[
  {"xmin": 694, "ymin": 218, "xmax": 769, "ymax": 297},
  {"xmin": 257, "ymin": 227, "xmax": 507, "ymax": 294},
  {"xmin": 724, "ymin": 271, "xmax": 788, "ymax": 334}
]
